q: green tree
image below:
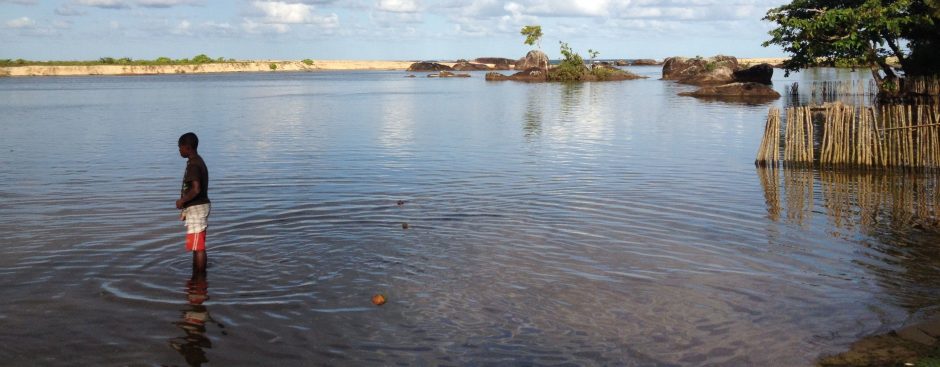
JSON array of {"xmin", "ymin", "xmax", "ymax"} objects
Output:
[
  {"xmin": 520, "ymin": 25, "xmax": 543, "ymax": 49},
  {"xmin": 587, "ymin": 49, "xmax": 599, "ymax": 61},
  {"xmin": 763, "ymin": 0, "xmax": 940, "ymax": 88},
  {"xmin": 192, "ymin": 54, "xmax": 213, "ymax": 63}
]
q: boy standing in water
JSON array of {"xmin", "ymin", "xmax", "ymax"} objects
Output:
[{"xmin": 176, "ymin": 132, "xmax": 211, "ymax": 274}]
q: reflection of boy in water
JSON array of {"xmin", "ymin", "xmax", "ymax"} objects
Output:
[{"xmin": 169, "ymin": 272, "xmax": 217, "ymax": 367}]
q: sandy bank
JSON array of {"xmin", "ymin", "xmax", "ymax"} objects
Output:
[
  {"xmin": 0, "ymin": 60, "xmax": 421, "ymax": 77},
  {"xmin": 738, "ymin": 57, "xmax": 789, "ymax": 67}
]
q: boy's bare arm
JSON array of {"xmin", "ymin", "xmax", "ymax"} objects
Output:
[{"xmin": 176, "ymin": 180, "xmax": 201, "ymax": 209}]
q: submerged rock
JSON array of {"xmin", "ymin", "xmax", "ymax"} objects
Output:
[
  {"xmin": 428, "ymin": 71, "xmax": 470, "ymax": 78},
  {"xmin": 486, "ymin": 67, "xmax": 546, "ymax": 82},
  {"xmin": 408, "ymin": 61, "xmax": 453, "ymax": 72},
  {"xmin": 678, "ymin": 82, "xmax": 781, "ymax": 100},
  {"xmin": 818, "ymin": 317, "xmax": 940, "ymax": 366}
]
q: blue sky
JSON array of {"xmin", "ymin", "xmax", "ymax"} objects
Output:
[{"xmin": 1, "ymin": 0, "xmax": 789, "ymax": 61}]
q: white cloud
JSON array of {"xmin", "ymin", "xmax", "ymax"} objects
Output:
[
  {"xmin": 249, "ymin": 1, "xmax": 339, "ymax": 30},
  {"xmin": 52, "ymin": 20, "xmax": 73, "ymax": 29},
  {"xmin": 171, "ymin": 19, "xmax": 191, "ymax": 35},
  {"xmin": 376, "ymin": 0, "xmax": 419, "ymax": 13},
  {"xmin": 5, "ymin": 16, "xmax": 35, "ymax": 29},
  {"xmin": 253, "ymin": 1, "xmax": 314, "ymax": 23},
  {"xmin": 137, "ymin": 0, "xmax": 201, "ymax": 8},
  {"xmin": 73, "ymin": 0, "xmax": 131, "ymax": 9},
  {"xmin": 0, "ymin": 0, "xmax": 39, "ymax": 5},
  {"xmin": 521, "ymin": 0, "xmax": 612, "ymax": 17},
  {"xmin": 241, "ymin": 17, "xmax": 290, "ymax": 33},
  {"xmin": 55, "ymin": 5, "xmax": 87, "ymax": 15}
]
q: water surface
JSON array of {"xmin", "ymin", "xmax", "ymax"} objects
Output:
[{"xmin": 1, "ymin": 66, "xmax": 938, "ymax": 366}]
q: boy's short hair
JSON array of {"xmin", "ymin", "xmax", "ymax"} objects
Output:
[{"xmin": 178, "ymin": 132, "xmax": 199, "ymax": 149}]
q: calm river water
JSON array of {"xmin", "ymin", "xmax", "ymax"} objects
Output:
[{"xmin": 1, "ymin": 66, "xmax": 938, "ymax": 366}]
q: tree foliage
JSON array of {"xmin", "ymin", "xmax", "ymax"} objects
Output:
[
  {"xmin": 763, "ymin": 0, "xmax": 940, "ymax": 82},
  {"xmin": 520, "ymin": 25, "xmax": 543, "ymax": 49},
  {"xmin": 547, "ymin": 41, "xmax": 587, "ymax": 82}
]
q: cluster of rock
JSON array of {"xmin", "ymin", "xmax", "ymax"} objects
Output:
[
  {"xmin": 406, "ymin": 52, "xmax": 656, "ymax": 83},
  {"xmin": 663, "ymin": 55, "xmax": 779, "ymax": 100},
  {"xmin": 485, "ymin": 50, "xmax": 646, "ymax": 83}
]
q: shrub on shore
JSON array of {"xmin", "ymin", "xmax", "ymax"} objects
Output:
[{"xmin": 545, "ymin": 41, "xmax": 638, "ymax": 82}]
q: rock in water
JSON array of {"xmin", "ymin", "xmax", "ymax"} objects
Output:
[
  {"xmin": 515, "ymin": 50, "xmax": 549, "ymax": 70},
  {"xmin": 474, "ymin": 57, "xmax": 514, "ymax": 70},
  {"xmin": 733, "ymin": 63, "xmax": 774, "ymax": 85},
  {"xmin": 662, "ymin": 55, "xmax": 739, "ymax": 85},
  {"xmin": 678, "ymin": 82, "xmax": 781, "ymax": 100},
  {"xmin": 372, "ymin": 294, "xmax": 387, "ymax": 306},
  {"xmin": 407, "ymin": 62, "xmax": 453, "ymax": 72},
  {"xmin": 632, "ymin": 59, "xmax": 659, "ymax": 66},
  {"xmin": 452, "ymin": 60, "xmax": 490, "ymax": 71}
]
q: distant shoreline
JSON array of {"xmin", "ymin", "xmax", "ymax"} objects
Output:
[
  {"xmin": 0, "ymin": 60, "xmax": 421, "ymax": 77},
  {"xmin": 0, "ymin": 58, "xmax": 788, "ymax": 77}
]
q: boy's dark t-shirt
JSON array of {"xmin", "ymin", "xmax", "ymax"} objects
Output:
[{"xmin": 181, "ymin": 154, "xmax": 210, "ymax": 208}]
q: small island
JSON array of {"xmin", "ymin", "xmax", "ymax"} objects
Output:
[{"xmin": 482, "ymin": 26, "xmax": 647, "ymax": 83}]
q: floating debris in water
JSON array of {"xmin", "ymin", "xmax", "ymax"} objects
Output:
[
  {"xmin": 397, "ymin": 200, "xmax": 405, "ymax": 206},
  {"xmin": 401, "ymin": 222, "xmax": 409, "ymax": 229},
  {"xmin": 372, "ymin": 294, "xmax": 387, "ymax": 306}
]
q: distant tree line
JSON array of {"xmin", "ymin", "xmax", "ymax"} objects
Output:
[{"xmin": 0, "ymin": 54, "xmax": 238, "ymax": 67}]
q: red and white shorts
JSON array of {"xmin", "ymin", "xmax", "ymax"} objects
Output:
[
  {"xmin": 182, "ymin": 203, "xmax": 210, "ymax": 251},
  {"xmin": 185, "ymin": 231, "xmax": 207, "ymax": 252}
]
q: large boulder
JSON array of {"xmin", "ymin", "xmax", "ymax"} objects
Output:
[
  {"xmin": 632, "ymin": 59, "xmax": 659, "ymax": 66},
  {"xmin": 733, "ymin": 63, "xmax": 774, "ymax": 85},
  {"xmin": 474, "ymin": 57, "xmax": 514, "ymax": 70},
  {"xmin": 485, "ymin": 67, "xmax": 547, "ymax": 82},
  {"xmin": 515, "ymin": 50, "xmax": 549, "ymax": 70},
  {"xmin": 407, "ymin": 61, "xmax": 452, "ymax": 72},
  {"xmin": 662, "ymin": 55, "xmax": 739, "ymax": 85},
  {"xmin": 452, "ymin": 60, "xmax": 490, "ymax": 71},
  {"xmin": 678, "ymin": 82, "xmax": 781, "ymax": 100}
]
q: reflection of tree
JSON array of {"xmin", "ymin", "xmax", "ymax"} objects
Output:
[
  {"xmin": 169, "ymin": 272, "xmax": 224, "ymax": 367},
  {"xmin": 523, "ymin": 86, "xmax": 543, "ymax": 139},
  {"xmin": 759, "ymin": 168, "xmax": 940, "ymax": 310},
  {"xmin": 559, "ymin": 82, "xmax": 584, "ymax": 121}
]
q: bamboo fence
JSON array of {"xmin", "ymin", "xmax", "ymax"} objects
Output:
[{"xmin": 756, "ymin": 103, "xmax": 940, "ymax": 170}]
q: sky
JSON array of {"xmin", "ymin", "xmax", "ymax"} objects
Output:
[{"xmin": 1, "ymin": 0, "xmax": 790, "ymax": 61}]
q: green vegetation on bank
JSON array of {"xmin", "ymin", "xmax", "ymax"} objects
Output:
[
  {"xmin": 0, "ymin": 54, "xmax": 240, "ymax": 67},
  {"xmin": 546, "ymin": 41, "xmax": 633, "ymax": 82}
]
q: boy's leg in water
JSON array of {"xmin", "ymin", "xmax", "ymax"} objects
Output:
[{"xmin": 193, "ymin": 250, "xmax": 207, "ymax": 274}]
